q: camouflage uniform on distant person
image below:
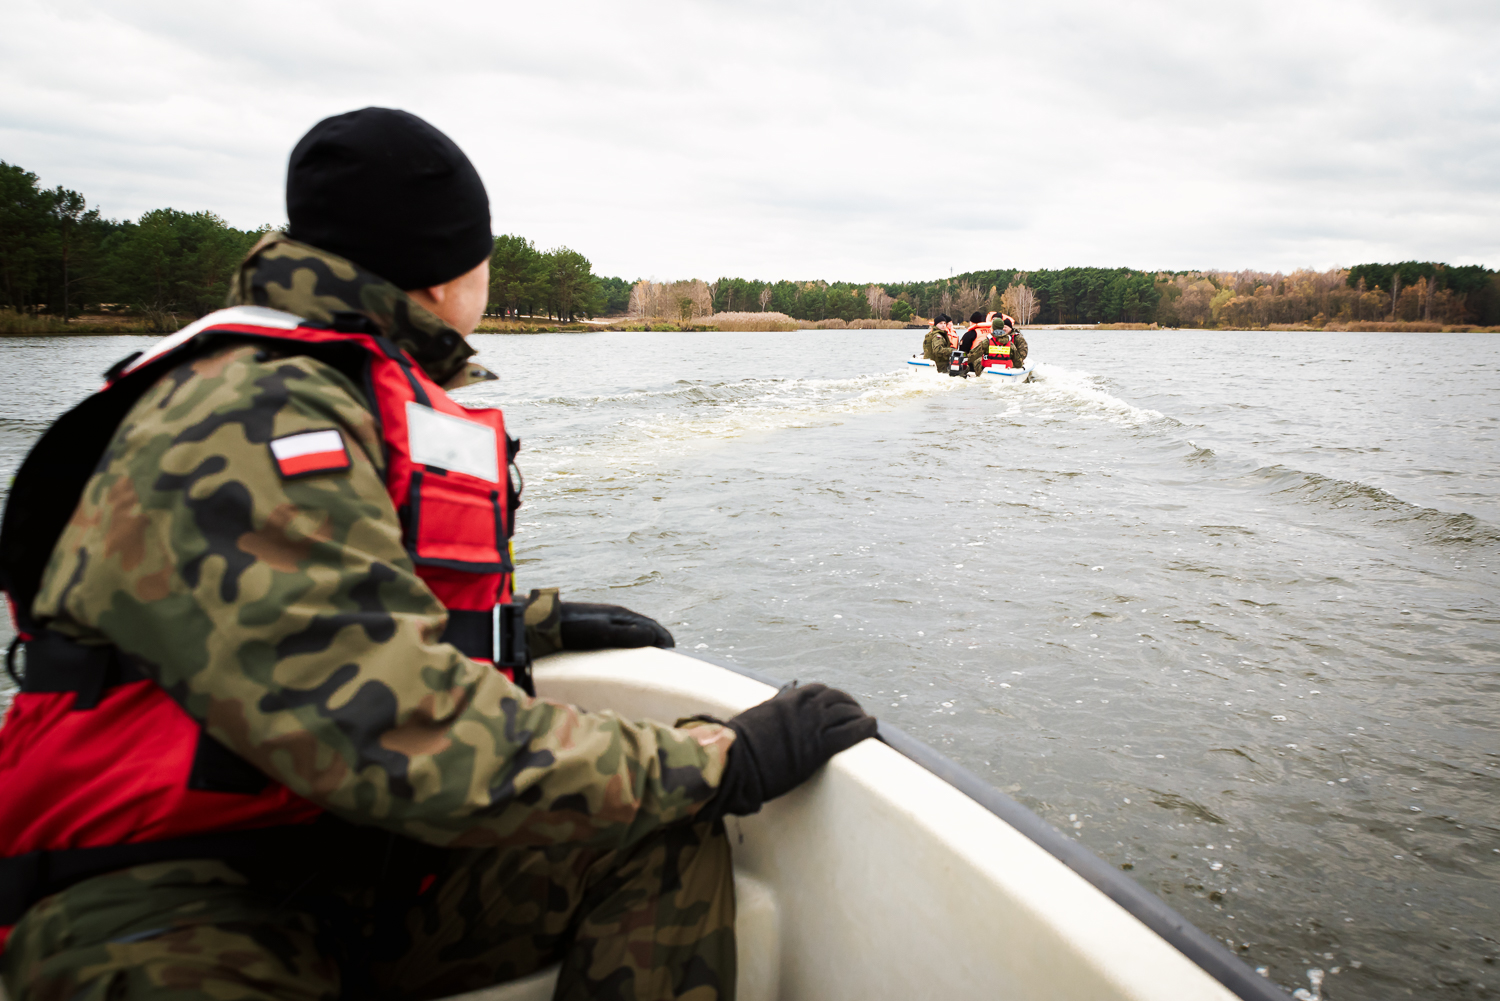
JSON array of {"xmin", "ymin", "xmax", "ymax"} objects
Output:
[
  {"xmin": 963, "ymin": 339, "xmax": 988, "ymax": 375},
  {"xmin": 922, "ymin": 314, "xmax": 957, "ymax": 372},
  {"xmin": 1007, "ymin": 321, "xmax": 1028, "ymax": 368},
  {"xmin": 0, "ymin": 108, "xmax": 874, "ymax": 1001}
]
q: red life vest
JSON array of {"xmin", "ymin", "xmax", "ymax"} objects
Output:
[
  {"xmin": 985, "ymin": 335, "xmax": 1015, "ymax": 368},
  {"xmin": 0, "ymin": 306, "xmax": 526, "ymax": 946}
]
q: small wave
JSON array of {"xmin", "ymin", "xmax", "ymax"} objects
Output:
[
  {"xmin": 0, "ymin": 415, "xmax": 55, "ymax": 433},
  {"xmin": 1426, "ymin": 511, "xmax": 1500, "ymax": 547},
  {"xmin": 1147, "ymin": 790, "xmax": 1227, "ymax": 824},
  {"xmin": 1246, "ymin": 464, "xmax": 1500, "ymax": 547},
  {"xmin": 1255, "ymin": 464, "xmax": 1415, "ymax": 511}
]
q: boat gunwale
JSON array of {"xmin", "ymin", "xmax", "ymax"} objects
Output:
[
  {"xmin": 905, "ymin": 357, "xmax": 1033, "ymax": 381},
  {"xmin": 684, "ymin": 651, "xmax": 1291, "ymax": 1001}
]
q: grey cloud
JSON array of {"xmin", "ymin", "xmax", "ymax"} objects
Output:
[{"xmin": 1, "ymin": 0, "xmax": 1495, "ymax": 279}]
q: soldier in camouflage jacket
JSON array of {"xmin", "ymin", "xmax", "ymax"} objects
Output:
[
  {"xmin": 0, "ymin": 108, "xmax": 874, "ymax": 1001},
  {"xmin": 922, "ymin": 316, "xmax": 957, "ymax": 372}
]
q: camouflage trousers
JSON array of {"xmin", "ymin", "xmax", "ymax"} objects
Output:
[{"xmin": 0, "ymin": 820, "xmax": 735, "ymax": 1001}]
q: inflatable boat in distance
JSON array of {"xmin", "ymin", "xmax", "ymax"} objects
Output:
[
  {"xmin": 907, "ymin": 355, "xmax": 1034, "ymax": 382},
  {"xmin": 447, "ymin": 647, "xmax": 1289, "ymax": 1001}
]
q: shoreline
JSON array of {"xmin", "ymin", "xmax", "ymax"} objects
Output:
[{"xmin": 5, "ymin": 316, "xmax": 1498, "ymax": 337}]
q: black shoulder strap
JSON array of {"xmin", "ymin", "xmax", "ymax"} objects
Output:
[
  {"xmin": 0, "ymin": 330, "xmax": 373, "ymax": 636},
  {"xmin": 0, "ymin": 360, "xmax": 168, "ymax": 637}
]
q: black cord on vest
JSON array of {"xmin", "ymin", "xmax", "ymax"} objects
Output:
[{"xmin": 4, "ymin": 636, "xmax": 20, "ymax": 687}]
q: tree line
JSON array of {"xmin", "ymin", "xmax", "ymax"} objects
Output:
[
  {"xmin": 7, "ymin": 160, "xmax": 1497, "ymax": 331},
  {"xmin": 1150, "ymin": 264, "xmax": 1500, "ymax": 328},
  {"xmin": 487, "ymin": 233, "xmax": 629, "ymax": 321},
  {"xmin": 695, "ymin": 265, "xmax": 1500, "ymax": 328},
  {"xmin": 1, "ymin": 161, "xmax": 266, "ymax": 329},
  {"xmin": 1, "ymin": 161, "xmax": 628, "ymax": 329},
  {"xmin": 689, "ymin": 269, "xmax": 1170, "ymax": 325}
]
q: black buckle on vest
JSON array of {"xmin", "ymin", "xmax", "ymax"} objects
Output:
[
  {"xmin": 19, "ymin": 631, "xmax": 147, "ymax": 710},
  {"xmin": 496, "ymin": 602, "xmax": 527, "ymax": 670},
  {"xmin": 5, "ymin": 636, "xmax": 20, "ymax": 688},
  {"xmin": 439, "ymin": 603, "xmax": 532, "ymax": 695},
  {"xmin": 499, "ymin": 602, "xmax": 534, "ymax": 696}
]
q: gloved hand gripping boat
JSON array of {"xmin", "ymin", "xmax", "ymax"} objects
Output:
[{"xmin": 443, "ymin": 648, "xmax": 1290, "ymax": 1001}]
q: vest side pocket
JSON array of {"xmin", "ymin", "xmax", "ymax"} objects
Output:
[{"xmin": 406, "ymin": 469, "xmax": 511, "ymax": 573}]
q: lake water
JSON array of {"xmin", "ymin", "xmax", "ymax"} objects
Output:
[{"xmin": 2, "ymin": 328, "xmax": 1497, "ymax": 999}]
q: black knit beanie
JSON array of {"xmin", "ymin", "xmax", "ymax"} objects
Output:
[{"xmin": 286, "ymin": 108, "xmax": 492, "ymax": 291}]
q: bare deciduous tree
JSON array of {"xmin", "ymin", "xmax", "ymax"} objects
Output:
[
  {"xmin": 628, "ymin": 280, "xmax": 660, "ymax": 318},
  {"xmin": 937, "ymin": 284, "xmax": 954, "ymax": 319},
  {"xmin": 629, "ymin": 279, "xmax": 713, "ymax": 321},
  {"xmin": 1000, "ymin": 280, "xmax": 1040, "ymax": 326},
  {"xmin": 952, "ymin": 280, "xmax": 986, "ymax": 320}
]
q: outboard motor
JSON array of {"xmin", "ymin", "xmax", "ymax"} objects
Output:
[{"xmin": 949, "ymin": 348, "xmax": 965, "ymax": 377}]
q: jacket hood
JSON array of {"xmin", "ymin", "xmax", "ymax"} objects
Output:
[{"xmin": 228, "ymin": 232, "xmax": 495, "ymax": 389}]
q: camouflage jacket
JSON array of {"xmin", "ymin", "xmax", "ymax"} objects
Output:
[
  {"xmin": 922, "ymin": 328, "xmax": 951, "ymax": 362},
  {"xmin": 27, "ymin": 236, "xmax": 734, "ymax": 851}
]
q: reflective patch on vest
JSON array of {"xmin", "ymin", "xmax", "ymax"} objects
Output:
[
  {"xmin": 269, "ymin": 429, "xmax": 352, "ymax": 479},
  {"xmin": 406, "ymin": 402, "xmax": 499, "ymax": 482}
]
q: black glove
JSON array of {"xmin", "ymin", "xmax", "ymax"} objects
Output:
[
  {"xmin": 709, "ymin": 683, "xmax": 877, "ymax": 818},
  {"xmin": 559, "ymin": 602, "xmax": 674, "ymax": 651}
]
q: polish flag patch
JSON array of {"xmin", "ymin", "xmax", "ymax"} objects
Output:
[{"xmin": 269, "ymin": 429, "xmax": 352, "ymax": 479}]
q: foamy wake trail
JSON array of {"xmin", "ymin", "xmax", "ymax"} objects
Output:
[
  {"xmin": 532, "ymin": 367, "xmax": 965, "ymax": 411},
  {"xmin": 617, "ymin": 369, "xmax": 960, "ymax": 440},
  {"xmin": 528, "ymin": 369, "xmax": 962, "ymax": 479},
  {"xmin": 1021, "ymin": 363, "xmax": 1167, "ymax": 427}
]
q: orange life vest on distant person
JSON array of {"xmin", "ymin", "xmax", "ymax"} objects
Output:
[{"xmin": 0, "ymin": 306, "xmax": 526, "ymax": 948}]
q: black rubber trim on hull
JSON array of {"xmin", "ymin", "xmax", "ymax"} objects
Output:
[{"xmin": 683, "ymin": 651, "xmax": 1291, "ymax": 1001}]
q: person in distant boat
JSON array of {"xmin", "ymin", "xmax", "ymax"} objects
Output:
[
  {"xmin": 1001, "ymin": 314, "xmax": 1028, "ymax": 368},
  {"xmin": 961, "ymin": 311, "xmax": 995, "ymax": 375},
  {"xmin": 985, "ymin": 324, "xmax": 1018, "ymax": 369},
  {"xmin": 923, "ymin": 313, "xmax": 957, "ymax": 372},
  {"xmin": 959, "ymin": 311, "xmax": 989, "ymax": 354}
]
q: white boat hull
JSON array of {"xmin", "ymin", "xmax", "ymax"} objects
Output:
[
  {"xmin": 907, "ymin": 355, "xmax": 1033, "ymax": 381},
  {"xmin": 0, "ymin": 648, "xmax": 1282, "ymax": 1001},
  {"xmin": 449, "ymin": 649, "xmax": 1284, "ymax": 1001}
]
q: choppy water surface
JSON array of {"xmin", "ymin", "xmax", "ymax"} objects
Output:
[{"xmin": 2, "ymin": 329, "xmax": 1496, "ymax": 999}]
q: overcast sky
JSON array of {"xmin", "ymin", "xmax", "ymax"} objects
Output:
[{"xmin": 3, "ymin": 0, "xmax": 1497, "ymax": 282}]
